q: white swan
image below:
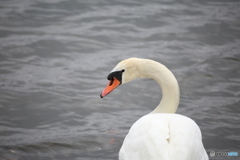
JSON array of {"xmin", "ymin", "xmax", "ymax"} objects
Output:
[{"xmin": 100, "ymin": 58, "xmax": 208, "ymax": 160}]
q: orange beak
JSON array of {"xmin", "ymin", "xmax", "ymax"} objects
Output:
[{"xmin": 100, "ymin": 77, "xmax": 121, "ymax": 98}]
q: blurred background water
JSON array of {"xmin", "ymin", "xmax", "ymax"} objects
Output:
[{"xmin": 0, "ymin": 0, "xmax": 240, "ymax": 159}]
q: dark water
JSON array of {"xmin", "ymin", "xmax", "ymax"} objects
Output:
[{"xmin": 0, "ymin": 0, "xmax": 240, "ymax": 160}]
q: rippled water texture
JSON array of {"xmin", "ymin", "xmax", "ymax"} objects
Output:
[{"xmin": 0, "ymin": 0, "xmax": 240, "ymax": 159}]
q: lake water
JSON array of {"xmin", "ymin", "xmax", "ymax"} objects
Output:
[{"xmin": 0, "ymin": 0, "xmax": 240, "ymax": 160}]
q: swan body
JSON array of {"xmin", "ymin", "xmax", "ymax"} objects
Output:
[{"xmin": 100, "ymin": 58, "xmax": 208, "ymax": 160}]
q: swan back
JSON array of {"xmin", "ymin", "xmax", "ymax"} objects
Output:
[{"xmin": 119, "ymin": 114, "xmax": 208, "ymax": 160}]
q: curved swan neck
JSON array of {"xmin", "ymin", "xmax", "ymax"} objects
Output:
[{"xmin": 138, "ymin": 59, "xmax": 180, "ymax": 113}]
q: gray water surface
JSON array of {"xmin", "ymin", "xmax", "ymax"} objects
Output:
[{"xmin": 0, "ymin": 0, "xmax": 240, "ymax": 160}]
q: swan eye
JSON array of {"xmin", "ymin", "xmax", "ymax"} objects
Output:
[{"xmin": 122, "ymin": 69, "xmax": 125, "ymax": 72}]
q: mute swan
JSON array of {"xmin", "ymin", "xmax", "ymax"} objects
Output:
[{"xmin": 100, "ymin": 58, "xmax": 208, "ymax": 160}]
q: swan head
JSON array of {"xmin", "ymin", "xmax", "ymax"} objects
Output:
[{"xmin": 100, "ymin": 58, "xmax": 142, "ymax": 98}]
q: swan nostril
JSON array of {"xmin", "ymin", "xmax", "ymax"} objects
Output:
[{"xmin": 109, "ymin": 79, "xmax": 114, "ymax": 86}]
